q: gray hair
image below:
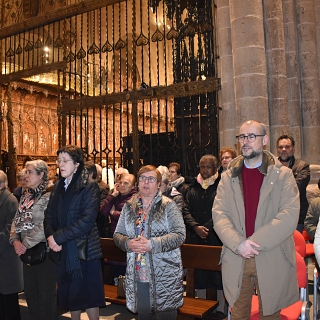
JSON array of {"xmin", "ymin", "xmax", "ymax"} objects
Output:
[
  {"xmin": 25, "ymin": 160, "xmax": 49, "ymax": 182},
  {"xmin": 199, "ymin": 155, "xmax": 219, "ymax": 169},
  {"xmin": 0, "ymin": 170, "xmax": 8, "ymax": 187},
  {"xmin": 157, "ymin": 165, "xmax": 169, "ymax": 185},
  {"xmin": 17, "ymin": 168, "xmax": 26, "ymax": 179}
]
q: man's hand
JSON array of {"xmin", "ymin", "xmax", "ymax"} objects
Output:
[
  {"xmin": 194, "ymin": 225, "xmax": 209, "ymax": 239},
  {"xmin": 237, "ymin": 239, "xmax": 260, "ymax": 259}
]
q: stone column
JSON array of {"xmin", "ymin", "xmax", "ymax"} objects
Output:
[
  {"xmin": 229, "ymin": 0, "xmax": 269, "ymax": 132},
  {"xmin": 295, "ymin": 0, "xmax": 320, "ymax": 164},
  {"xmin": 216, "ymin": 0, "xmax": 237, "ymax": 150},
  {"xmin": 263, "ymin": 0, "xmax": 290, "ymax": 152},
  {"xmin": 282, "ymin": 0, "xmax": 303, "ymax": 158}
]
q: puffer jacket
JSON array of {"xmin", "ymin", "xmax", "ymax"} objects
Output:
[
  {"xmin": 113, "ymin": 192, "xmax": 186, "ymax": 314},
  {"xmin": 10, "ymin": 191, "xmax": 49, "ymax": 248},
  {"xmin": 44, "ymin": 169, "xmax": 102, "ymax": 260}
]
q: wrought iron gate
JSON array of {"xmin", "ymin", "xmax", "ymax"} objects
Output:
[{"xmin": 0, "ymin": 0, "xmax": 219, "ymax": 182}]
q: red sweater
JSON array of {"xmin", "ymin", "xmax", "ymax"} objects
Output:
[{"xmin": 242, "ymin": 166, "xmax": 264, "ymax": 237}]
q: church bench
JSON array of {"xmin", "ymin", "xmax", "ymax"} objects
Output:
[{"xmin": 100, "ymin": 237, "xmax": 222, "ymax": 319}]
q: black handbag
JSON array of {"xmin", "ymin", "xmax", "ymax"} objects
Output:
[
  {"xmin": 76, "ymin": 238, "xmax": 88, "ymax": 261},
  {"xmin": 20, "ymin": 242, "xmax": 47, "ymax": 266},
  {"xmin": 117, "ymin": 275, "xmax": 126, "ymax": 298}
]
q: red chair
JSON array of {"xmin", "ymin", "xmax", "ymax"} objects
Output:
[
  {"xmin": 250, "ymin": 251, "xmax": 310, "ymax": 320},
  {"xmin": 302, "ymin": 228, "xmax": 315, "ymax": 258},
  {"xmin": 293, "ymin": 230, "xmax": 307, "ymax": 258}
]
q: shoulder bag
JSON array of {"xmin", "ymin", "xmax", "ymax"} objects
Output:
[{"xmin": 20, "ymin": 242, "xmax": 47, "ymax": 266}]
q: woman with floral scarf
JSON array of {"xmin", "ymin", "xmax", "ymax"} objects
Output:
[{"xmin": 9, "ymin": 160, "xmax": 57, "ymax": 320}]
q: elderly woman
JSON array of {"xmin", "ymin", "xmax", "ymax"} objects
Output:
[
  {"xmin": 44, "ymin": 145, "xmax": 105, "ymax": 320},
  {"xmin": 184, "ymin": 155, "xmax": 225, "ymax": 314},
  {"xmin": 10, "ymin": 160, "xmax": 57, "ymax": 320},
  {"xmin": 113, "ymin": 165, "xmax": 186, "ymax": 320},
  {"xmin": 218, "ymin": 147, "xmax": 237, "ymax": 173},
  {"xmin": 168, "ymin": 162, "xmax": 189, "ymax": 198}
]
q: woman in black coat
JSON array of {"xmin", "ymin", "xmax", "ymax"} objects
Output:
[
  {"xmin": 184, "ymin": 155, "xmax": 225, "ymax": 314},
  {"xmin": 44, "ymin": 145, "xmax": 105, "ymax": 320}
]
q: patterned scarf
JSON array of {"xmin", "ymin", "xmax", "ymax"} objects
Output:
[
  {"xmin": 196, "ymin": 172, "xmax": 219, "ymax": 190},
  {"xmin": 135, "ymin": 194, "xmax": 148, "ymax": 271},
  {"xmin": 14, "ymin": 180, "xmax": 48, "ymax": 233}
]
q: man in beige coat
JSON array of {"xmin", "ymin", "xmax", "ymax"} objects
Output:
[{"xmin": 212, "ymin": 120, "xmax": 300, "ymax": 319}]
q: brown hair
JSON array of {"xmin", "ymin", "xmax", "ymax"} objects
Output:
[
  {"xmin": 168, "ymin": 162, "xmax": 181, "ymax": 175},
  {"xmin": 137, "ymin": 165, "xmax": 162, "ymax": 182},
  {"xmin": 219, "ymin": 147, "xmax": 237, "ymax": 160}
]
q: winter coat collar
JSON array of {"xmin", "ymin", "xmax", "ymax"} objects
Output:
[{"xmin": 227, "ymin": 150, "xmax": 281, "ymax": 178}]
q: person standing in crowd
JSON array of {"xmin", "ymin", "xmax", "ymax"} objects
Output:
[
  {"xmin": 0, "ymin": 170, "xmax": 23, "ymax": 320},
  {"xmin": 95, "ymin": 163, "xmax": 110, "ymax": 237},
  {"xmin": 218, "ymin": 147, "xmax": 237, "ymax": 174},
  {"xmin": 168, "ymin": 162, "xmax": 189, "ymax": 198},
  {"xmin": 10, "ymin": 160, "xmax": 58, "ymax": 320},
  {"xmin": 212, "ymin": 120, "xmax": 299, "ymax": 319},
  {"xmin": 44, "ymin": 145, "xmax": 105, "ymax": 320},
  {"xmin": 114, "ymin": 165, "xmax": 185, "ymax": 320},
  {"xmin": 100, "ymin": 173, "xmax": 136, "ymax": 238},
  {"xmin": 13, "ymin": 168, "xmax": 27, "ymax": 202},
  {"xmin": 184, "ymin": 155, "xmax": 225, "ymax": 315},
  {"xmin": 305, "ymin": 179, "xmax": 320, "ymax": 240},
  {"xmin": 158, "ymin": 165, "xmax": 187, "ymax": 216},
  {"xmin": 276, "ymin": 134, "xmax": 310, "ymax": 232}
]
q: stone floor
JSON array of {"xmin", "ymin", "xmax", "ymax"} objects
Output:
[{"xmin": 19, "ymin": 258, "xmax": 318, "ymax": 320}]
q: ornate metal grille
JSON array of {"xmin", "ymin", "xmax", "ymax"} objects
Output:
[{"xmin": 0, "ymin": 0, "xmax": 219, "ymax": 184}]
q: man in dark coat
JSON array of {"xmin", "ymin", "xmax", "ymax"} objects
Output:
[
  {"xmin": 0, "ymin": 170, "xmax": 23, "ymax": 320},
  {"xmin": 276, "ymin": 134, "xmax": 310, "ymax": 232}
]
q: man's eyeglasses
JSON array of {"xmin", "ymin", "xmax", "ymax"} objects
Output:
[
  {"xmin": 138, "ymin": 175, "xmax": 157, "ymax": 183},
  {"xmin": 236, "ymin": 134, "xmax": 265, "ymax": 143},
  {"xmin": 56, "ymin": 159, "xmax": 73, "ymax": 165}
]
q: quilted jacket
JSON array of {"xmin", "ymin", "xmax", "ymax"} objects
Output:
[{"xmin": 113, "ymin": 191, "xmax": 186, "ymax": 314}]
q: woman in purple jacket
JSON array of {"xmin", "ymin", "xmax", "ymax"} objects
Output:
[{"xmin": 100, "ymin": 173, "xmax": 137, "ymax": 238}]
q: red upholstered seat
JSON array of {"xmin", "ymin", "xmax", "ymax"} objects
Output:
[{"xmin": 250, "ymin": 252, "xmax": 308, "ymax": 320}]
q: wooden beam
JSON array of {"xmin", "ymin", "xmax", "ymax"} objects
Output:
[
  {"xmin": 0, "ymin": 61, "xmax": 67, "ymax": 84},
  {"xmin": 0, "ymin": 0, "xmax": 125, "ymax": 40},
  {"xmin": 62, "ymin": 77, "xmax": 221, "ymax": 110}
]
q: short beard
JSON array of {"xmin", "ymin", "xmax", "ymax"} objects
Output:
[
  {"xmin": 242, "ymin": 149, "xmax": 262, "ymax": 160},
  {"xmin": 280, "ymin": 155, "xmax": 293, "ymax": 163}
]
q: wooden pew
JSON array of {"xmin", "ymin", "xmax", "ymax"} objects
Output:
[{"xmin": 100, "ymin": 238, "xmax": 222, "ymax": 319}]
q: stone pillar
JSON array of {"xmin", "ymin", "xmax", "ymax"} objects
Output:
[
  {"xmin": 282, "ymin": 0, "xmax": 303, "ymax": 158},
  {"xmin": 229, "ymin": 0, "xmax": 269, "ymax": 132},
  {"xmin": 216, "ymin": 0, "xmax": 237, "ymax": 150},
  {"xmin": 263, "ymin": 0, "xmax": 290, "ymax": 152},
  {"xmin": 295, "ymin": 0, "xmax": 320, "ymax": 164}
]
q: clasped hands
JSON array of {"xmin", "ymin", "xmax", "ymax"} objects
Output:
[
  {"xmin": 237, "ymin": 239, "xmax": 260, "ymax": 259},
  {"xmin": 128, "ymin": 235, "xmax": 151, "ymax": 254},
  {"xmin": 47, "ymin": 235, "xmax": 62, "ymax": 252}
]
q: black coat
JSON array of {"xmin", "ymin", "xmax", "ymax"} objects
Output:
[
  {"xmin": 44, "ymin": 169, "xmax": 102, "ymax": 261},
  {"xmin": 0, "ymin": 189, "xmax": 23, "ymax": 294},
  {"xmin": 184, "ymin": 177, "xmax": 222, "ymax": 289}
]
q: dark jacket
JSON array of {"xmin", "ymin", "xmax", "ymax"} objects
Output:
[
  {"xmin": 287, "ymin": 156, "xmax": 310, "ymax": 224},
  {"xmin": 44, "ymin": 169, "xmax": 102, "ymax": 261},
  {"xmin": 100, "ymin": 188, "xmax": 137, "ymax": 237},
  {"xmin": 184, "ymin": 177, "xmax": 222, "ymax": 246},
  {"xmin": 0, "ymin": 189, "xmax": 23, "ymax": 294}
]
